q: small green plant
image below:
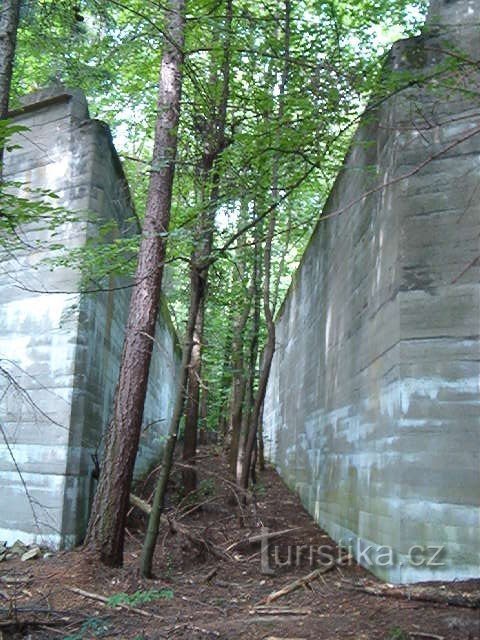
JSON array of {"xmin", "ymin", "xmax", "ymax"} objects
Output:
[
  {"xmin": 387, "ymin": 628, "xmax": 409, "ymax": 640},
  {"xmin": 106, "ymin": 588, "xmax": 174, "ymax": 607}
]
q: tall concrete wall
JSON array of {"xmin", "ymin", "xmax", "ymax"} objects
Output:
[
  {"xmin": 264, "ymin": 0, "xmax": 480, "ymax": 583},
  {"xmin": 0, "ymin": 88, "xmax": 180, "ymax": 548}
]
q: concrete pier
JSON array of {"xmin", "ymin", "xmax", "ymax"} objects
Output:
[
  {"xmin": 0, "ymin": 88, "xmax": 180, "ymax": 548},
  {"xmin": 264, "ymin": 0, "xmax": 480, "ymax": 583}
]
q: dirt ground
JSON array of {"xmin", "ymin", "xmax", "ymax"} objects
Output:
[{"xmin": 1, "ymin": 449, "xmax": 479, "ymax": 640}]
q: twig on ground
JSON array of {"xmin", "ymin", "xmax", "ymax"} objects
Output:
[
  {"xmin": 250, "ymin": 606, "xmax": 312, "ymax": 616},
  {"xmin": 341, "ymin": 580, "xmax": 480, "ymax": 610},
  {"xmin": 225, "ymin": 527, "xmax": 302, "ymax": 552},
  {"xmin": 203, "ymin": 567, "xmax": 218, "ymax": 583}
]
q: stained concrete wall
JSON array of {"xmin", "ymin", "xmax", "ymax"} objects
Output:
[
  {"xmin": 0, "ymin": 88, "xmax": 180, "ymax": 548},
  {"xmin": 264, "ymin": 0, "xmax": 480, "ymax": 583}
]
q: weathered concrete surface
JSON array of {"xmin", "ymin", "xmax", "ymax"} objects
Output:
[
  {"xmin": 0, "ymin": 88, "xmax": 180, "ymax": 548},
  {"xmin": 264, "ymin": 0, "xmax": 480, "ymax": 583}
]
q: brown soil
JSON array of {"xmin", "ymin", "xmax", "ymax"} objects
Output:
[{"xmin": 1, "ymin": 448, "xmax": 479, "ymax": 640}]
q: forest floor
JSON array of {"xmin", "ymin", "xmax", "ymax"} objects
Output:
[{"xmin": 1, "ymin": 447, "xmax": 479, "ymax": 640}]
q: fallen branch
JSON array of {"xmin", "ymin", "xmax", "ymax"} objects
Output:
[
  {"xmin": 409, "ymin": 632, "xmax": 444, "ymax": 640},
  {"xmin": 67, "ymin": 587, "xmax": 164, "ymax": 620},
  {"xmin": 251, "ymin": 606, "xmax": 312, "ymax": 616},
  {"xmin": 129, "ymin": 493, "xmax": 153, "ymax": 515},
  {"xmin": 226, "ymin": 527, "xmax": 302, "ymax": 552},
  {"xmin": 342, "ymin": 580, "xmax": 480, "ymax": 610},
  {"xmin": 260, "ymin": 561, "xmax": 336, "ymax": 605},
  {"xmin": 203, "ymin": 567, "xmax": 218, "ymax": 583}
]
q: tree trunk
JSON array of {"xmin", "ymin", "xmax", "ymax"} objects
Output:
[
  {"xmin": 218, "ymin": 301, "xmax": 234, "ymax": 441},
  {"xmin": 198, "ymin": 381, "xmax": 209, "ymax": 445},
  {"xmin": 238, "ymin": 225, "xmax": 262, "ymax": 478},
  {"xmin": 140, "ymin": 274, "xmax": 202, "ymax": 578},
  {"xmin": 235, "ymin": 230, "xmax": 261, "ymax": 482},
  {"xmin": 228, "ymin": 329, "xmax": 244, "ymax": 471},
  {"xmin": 239, "ymin": 0, "xmax": 290, "ymax": 493},
  {"xmin": 84, "ymin": 0, "xmax": 186, "ymax": 567},
  {"xmin": 228, "ymin": 288, "xmax": 252, "ymax": 476},
  {"xmin": 182, "ymin": 268, "xmax": 205, "ymax": 495},
  {"xmin": 239, "ymin": 209, "xmax": 276, "ymax": 493},
  {"xmin": 257, "ymin": 401, "xmax": 266, "ymax": 471},
  {"xmin": 239, "ymin": 318, "xmax": 275, "ymax": 492},
  {"xmin": 181, "ymin": 0, "xmax": 232, "ymax": 492},
  {"xmin": 0, "ymin": 0, "xmax": 20, "ymax": 118},
  {"xmin": 0, "ymin": 0, "xmax": 21, "ymax": 170}
]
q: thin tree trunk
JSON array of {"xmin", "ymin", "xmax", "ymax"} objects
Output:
[
  {"xmin": 240, "ymin": 0, "xmax": 290, "ymax": 494},
  {"xmin": 239, "ymin": 244, "xmax": 275, "ymax": 492},
  {"xmin": 0, "ymin": 0, "xmax": 21, "ymax": 171},
  {"xmin": 258, "ymin": 401, "xmax": 266, "ymax": 471},
  {"xmin": 218, "ymin": 299, "xmax": 234, "ymax": 441},
  {"xmin": 250, "ymin": 439, "xmax": 257, "ymax": 485},
  {"xmin": 84, "ymin": 0, "xmax": 186, "ymax": 567},
  {"xmin": 228, "ymin": 286, "xmax": 252, "ymax": 476},
  {"xmin": 140, "ymin": 275, "xmax": 202, "ymax": 578},
  {"xmin": 181, "ymin": 0, "xmax": 232, "ymax": 492},
  {"xmin": 182, "ymin": 269, "xmax": 205, "ymax": 495},
  {"xmin": 198, "ymin": 382, "xmax": 208, "ymax": 444},
  {"xmin": 245, "ymin": 235, "xmax": 264, "ymax": 482},
  {"xmin": 235, "ymin": 229, "xmax": 261, "ymax": 482}
]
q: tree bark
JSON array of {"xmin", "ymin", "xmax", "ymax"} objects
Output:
[
  {"xmin": 0, "ymin": 0, "xmax": 21, "ymax": 170},
  {"xmin": 0, "ymin": 0, "xmax": 20, "ymax": 118},
  {"xmin": 84, "ymin": 0, "xmax": 186, "ymax": 567}
]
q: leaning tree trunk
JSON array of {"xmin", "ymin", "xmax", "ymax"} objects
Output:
[
  {"xmin": 0, "ymin": 0, "xmax": 21, "ymax": 170},
  {"xmin": 84, "ymin": 0, "xmax": 186, "ymax": 567},
  {"xmin": 141, "ymin": 274, "xmax": 203, "ymax": 578}
]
